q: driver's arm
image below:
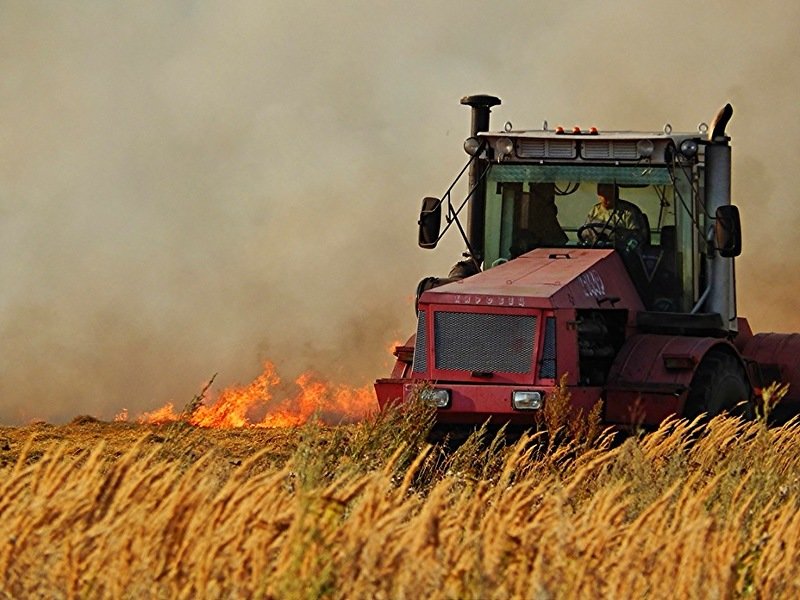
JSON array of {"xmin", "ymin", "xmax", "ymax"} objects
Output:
[
  {"xmin": 581, "ymin": 204, "xmax": 605, "ymax": 242},
  {"xmin": 585, "ymin": 204, "xmax": 603, "ymax": 225},
  {"xmin": 621, "ymin": 209, "xmax": 647, "ymax": 245}
]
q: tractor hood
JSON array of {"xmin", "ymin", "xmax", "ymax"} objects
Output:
[{"xmin": 419, "ymin": 248, "xmax": 644, "ymax": 311}]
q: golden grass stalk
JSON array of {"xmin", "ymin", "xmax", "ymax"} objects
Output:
[{"xmin": 3, "ymin": 392, "xmax": 800, "ymax": 597}]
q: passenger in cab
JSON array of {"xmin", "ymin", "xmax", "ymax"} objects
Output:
[{"xmin": 509, "ymin": 191, "xmax": 568, "ymax": 258}]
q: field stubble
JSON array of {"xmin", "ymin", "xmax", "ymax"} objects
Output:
[{"xmin": 2, "ymin": 385, "xmax": 800, "ymax": 599}]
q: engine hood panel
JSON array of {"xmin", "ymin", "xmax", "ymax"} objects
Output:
[{"xmin": 420, "ymin": 248, "xmax": 644, "ymax": 311}]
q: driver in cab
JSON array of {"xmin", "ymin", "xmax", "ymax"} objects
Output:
[{"xmin": 580, "ymin": 183, "xmax": 647, "ymax": 249}]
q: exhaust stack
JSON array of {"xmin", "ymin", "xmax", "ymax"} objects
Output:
[
  {"xmin": 460, "ymin": 94, "xmax": 501, "ymax": 263},
  {"xmin": 704, "ymin": 103, "xmax": 737, "ymax": 333}
]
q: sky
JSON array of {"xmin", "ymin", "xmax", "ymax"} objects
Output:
[{"xmin": 1, "ymin": 1, "xmax": 798, "ymax": 423}]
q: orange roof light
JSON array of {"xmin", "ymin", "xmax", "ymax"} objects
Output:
[
  {"xmin": 589, "ymin": 126, "xmax": 599, "ymax": 135},
  {"xmin": 572, "ymin": 126, "xmax": 581, "ymax": 134}
]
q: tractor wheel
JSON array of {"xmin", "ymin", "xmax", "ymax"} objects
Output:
[{"xmin": 684, "ymin": 351, "xmax": 752, "ymax": 420}]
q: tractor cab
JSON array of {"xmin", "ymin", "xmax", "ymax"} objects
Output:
[{"xmin": 418, "ymin": 95, "xmax": 741, "ymax": 324}]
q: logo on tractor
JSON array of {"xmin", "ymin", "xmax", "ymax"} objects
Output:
[
  {"xmin": 453, "ymin": 295, "xmax": 526, "ymax": 307},
  {"xmin": 578, "ymin": 270, "xmax": 606, "ymax": 299}
]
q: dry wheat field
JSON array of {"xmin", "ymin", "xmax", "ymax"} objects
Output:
[{"xmin": 2, "ymin": 386, "xmax": 800, "ymax": 599}]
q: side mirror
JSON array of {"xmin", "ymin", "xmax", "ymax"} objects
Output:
[
  {"xmin": 418, "ymin": 197, "xmax": 442, "ymax": 249},
  {"xmin": 715, "ymin": 205, "xmax": 742, "ymax": 258}
]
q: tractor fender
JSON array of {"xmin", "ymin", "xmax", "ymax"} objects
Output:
[
  {"xmin": 375, "ymin": 335, "xmax": 417, "ymax": 411},
  {"xmin": 604, "ymin": 334, "xmax": 749, "ymax": 425},
  {"xmin": 388, "ymin": 334, "xmax": 416, "ymax": 379},
  {"xmin": 740, "ymin": 332, "xmax": 800, "ymax": 406}
]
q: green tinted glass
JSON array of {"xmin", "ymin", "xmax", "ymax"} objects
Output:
[{"xmin": 489, "ymin": 165, "xmax": 672, "ymax": 186}]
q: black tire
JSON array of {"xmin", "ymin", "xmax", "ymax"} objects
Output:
[{"xmin": 684, "ymin": 351, "xmax": 753, "ymax": 420}]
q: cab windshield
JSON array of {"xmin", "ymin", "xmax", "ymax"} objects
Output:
[
  {"xmin": 484, "ymin": 164, "xmax": 684, "ymax": 311},
  {"xmin": 484, "ymin": 164, "xmax": 676, "ymax": 265}
]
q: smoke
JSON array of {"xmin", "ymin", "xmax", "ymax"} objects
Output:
[{"xmin": 0, "ymin": 2, "xmax": 798, "ymax": 423}]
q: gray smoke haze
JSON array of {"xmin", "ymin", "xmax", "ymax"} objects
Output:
[{"xmin": 1, "ymin": 2, "xmax": 798, "ymax": 423}]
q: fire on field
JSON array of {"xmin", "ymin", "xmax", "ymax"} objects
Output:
[{"xmin": 116, "ymin": 361, "xmax": 378, "ymax": 429}]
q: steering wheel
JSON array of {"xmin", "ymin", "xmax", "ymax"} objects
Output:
[{"xmin": 577, "ymin": 222, "xmax": 613, "ymax": 247}]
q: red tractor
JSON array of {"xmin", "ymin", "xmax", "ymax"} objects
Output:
[{"xmin": 374, "ymin": 94, "xmax": 800, "ymax": 429}]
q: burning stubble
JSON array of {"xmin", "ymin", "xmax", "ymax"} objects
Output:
[
  {"xmin": 135, "ymin": 362, "xmax": 376, "ymax": 428},
  {"xmin": 0, "ymin": 2, "xmax": 798, "ymax": 423}
]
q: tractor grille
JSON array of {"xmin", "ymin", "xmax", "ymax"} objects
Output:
[
  {"xmin": 411, "ymin": 311, "xmax": 427, "ymax": 373},
  {"xmin": 517, "ymin": 138, "xmax": 576, "ymax": 159},
  {"xmin": 539, "ymin": 316, "xmax": 557, "ymax": 379},
  {"xmin": 581, "ymin": 140, "xmax": 639, "ymax": 160},
  {"xmin": 433, "ymin": 311, "xmax": 537, "ymax": 374}
]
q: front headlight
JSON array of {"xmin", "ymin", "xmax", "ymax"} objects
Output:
[
  {"xmin": 636, "ymin": 139, "xmax": 655, "ymax": 158},
  {"xmin": 420, "ymin": 388, "xmax": 451, "ymax": 408},
  {"xmin": 679, "ymin": 138, "xmax": 699, "ymax": 158},
  {"xmin": 463, "ymin": 136, "xmax": 482, "ymax": 156},
  {"xmin": 494, "ymin": 137, "xmax": 514, "ymax": 161},
  {"xmin": 512, "ymin": 390, "xmax": 543, "ymax": 410}
]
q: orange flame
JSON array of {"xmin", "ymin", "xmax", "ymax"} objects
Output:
[
  {"xmin": 191, "ymin": 362, "xmax": 281, "ymax": 428},
  {"xmin": 138, "ymin": 402, "xmax": 180, "ymax": 425},
  {"xmin": 257, "ymin": 372, "xmax": 375, "ymax": 428},
  {"xmin": 137, "ymin": 361, "xmax": 376, "ymax": 429},
  {"xmin": 387, "ymin": 339, "xmax": 404, "ymax": 354}
]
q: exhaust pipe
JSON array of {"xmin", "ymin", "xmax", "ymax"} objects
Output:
[
  {"xmin": 460, "ymin": 94, "xmax": 501, "ymax": 264},
  {"xmin": 705, "ymin": 103, "xmax": 737, "ymax": 333}
]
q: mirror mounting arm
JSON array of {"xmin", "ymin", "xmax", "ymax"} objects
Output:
[{"xmin": 417, "ymin": 145, "xmax": 490, "ymax": 260}]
